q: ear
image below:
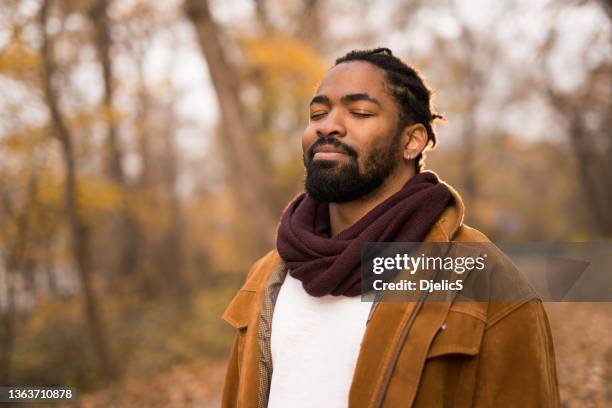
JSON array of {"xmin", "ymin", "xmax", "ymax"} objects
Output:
[{"xmin": 401, "ymin": 123, "xmax": 428, "ymax": 161}]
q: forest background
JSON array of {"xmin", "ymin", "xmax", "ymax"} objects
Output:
[{"xmin": 0, "ymin": 0, "xmax": 610, "ymax": 406}]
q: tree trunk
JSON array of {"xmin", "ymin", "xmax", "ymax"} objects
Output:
[
  {"xmin": 150, "ymin": 109, "xmax": 188, "ymax": 299},
  {"xmin": 458, "ymin": 27, "xmax": 482, "ymax": 209},
  {"xmin": 88, "ymin": 0, "xmax": 144, "ymax": 286},
  {"xmin": 295, "ymin": 0, "xmax": 323, "ymax": 47},
  {"xmin": 460, "ymin": 112, "xmax": 478, "ymax": 207},
  {"xmin": 0, "ymin": 153, "xmax": 43, "ymax": 384},
  {"xmin": 566, "ymin": 109, "xmax": 612, "ymax": 235},
  {"xmin": 539, "ymin": 26, "xmax": 612, "ymax": 237},
  {"xmin": 0, "ymin": 277, "xmax": 16, "ymax": 385},
  {"xmin": 184, "ymin": 0, "xmax": 277, "ymax": 250},
  {"xmin": 89, "ymin": 0, "xmax": 124, "ymax": 183},
  {"xmin": 39, "ymin": 0, "xmax": 116, "ymax": 381},
  {"xmin": 44, "ymin": 243, "xmax": 60, "ymax": 297}
]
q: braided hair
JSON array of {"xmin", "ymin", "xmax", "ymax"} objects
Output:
[{"xmin": 335, "ymin": 48, "xmax": 443, "ymax": 172}]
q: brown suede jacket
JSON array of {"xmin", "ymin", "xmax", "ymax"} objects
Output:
[{"xmin": 220, "ymin": 186, "xmax": 561, "ymax": 407}]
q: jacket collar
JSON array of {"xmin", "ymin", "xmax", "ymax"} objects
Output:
[{"xmin": 423, "ymin": 178, "xmax": 464, "ymax": 243}]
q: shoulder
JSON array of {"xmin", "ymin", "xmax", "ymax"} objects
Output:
[
  {"xmin": 452, "ymin": 224, "xmax": 526, "ymax": 288},
  {"xmin": 451, "ymin": 223, "xmax": 540, "ymax": 321},
  {"xmin": 221, "ymin": 250, "xmax": 280, "ymax": 329},
  {"xmin": 452, "ymin": 223, "xmax": 490, "ymax": 243}
]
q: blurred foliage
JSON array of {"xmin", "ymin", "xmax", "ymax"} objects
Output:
[
  {"xmin": 11, "ymin": 288, "xmax": 234, "ymax": 391},
  {"xmin": 429, "ymin": 133, "xmax": 594, "ymax": 240},
  {"xmin": 0, "ymin": 0, "xmax": 609, "ymax": 406}
]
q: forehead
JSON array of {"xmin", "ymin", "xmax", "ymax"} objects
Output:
[{"xmin": 315, "ymin": 61, "xmax": 389, "ymax": 99}]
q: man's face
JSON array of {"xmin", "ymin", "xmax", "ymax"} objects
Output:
[{"xmin": 303, "ymin": 61, "xmax": 404, "ymax": 203}]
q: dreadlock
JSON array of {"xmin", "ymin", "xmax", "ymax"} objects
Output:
[{"xmin": 335, "ymin": 48, "xmax": 443, "ymax": 172}]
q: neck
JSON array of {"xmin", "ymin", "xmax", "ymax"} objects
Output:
[{"xmin": 329, "ymin": 165, "xmax": 416, "ymax": 237}]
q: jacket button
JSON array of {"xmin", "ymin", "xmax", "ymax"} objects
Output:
[{"xmin": 440, "ymin": 323, "xmax": 448, "ymax": 331}]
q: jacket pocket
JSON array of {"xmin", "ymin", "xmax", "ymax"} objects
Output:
[
  {"xmin": 222, "ymin": 289, "xmax": 257, "ymax": 329},
  {"xmin": 427, "ymin": 309, "xmax": 486, "ymax": 358}
]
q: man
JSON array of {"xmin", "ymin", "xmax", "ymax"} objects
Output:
[{"xmin": 220, "ymin": 48, "xmax": 560, "ymax": 407}]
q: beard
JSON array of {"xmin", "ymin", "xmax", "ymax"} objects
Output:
[{"xmin": 303, "ymin": 131, "xmax": 402, "ymax": 203}]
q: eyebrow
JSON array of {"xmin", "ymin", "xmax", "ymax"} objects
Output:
[
  {"xmin": 309, "ymin": 93, "xmax": 382, "ymax": 107},
  {"xmin": 342, "ymin": 93, "xmax": 381, "ymax": 106},
  {"xmin": 309, "ymin": 95, "xmax": 330, "ymax": 106}
]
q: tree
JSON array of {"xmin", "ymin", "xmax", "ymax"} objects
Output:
[
  {"xmin": 539, "ymin": 14, "xmax": 612, "ymax": 236},
  {"xmin": 88, "ymin": 0, "xmax": 146, "ymax": 288},
  {"xmin": 184, "ymin": 0, "xmax": 278, "ymax": 250},
  {"xmin": 0, "ymin": 160, "xmax": 41, "ymax": 384},
  {"xmin": 38, "ymin": 0, "xmax": 116, "ymax": 381}
]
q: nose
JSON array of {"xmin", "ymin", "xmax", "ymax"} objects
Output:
[{"xmin": 315, "ymin": 110, "xmax": 346, "ymax": 138}]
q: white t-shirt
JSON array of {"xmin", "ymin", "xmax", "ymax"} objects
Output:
[{"xmin": 267, "ymin": 273, "xmax": 372, "ymax": 408}]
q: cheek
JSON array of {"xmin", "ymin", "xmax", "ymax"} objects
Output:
[
  {"xmin": 302, "ymin": 124, "xmax": 317, "ymax": 153},
  {"xmin": 355, "ymin": 131, "xmax": 394, "ymax": 169}
]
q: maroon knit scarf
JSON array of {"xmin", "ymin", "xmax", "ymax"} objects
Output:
[{"xmin": 276, "ymin": 171, "xmax": 453, "ymax": 297}]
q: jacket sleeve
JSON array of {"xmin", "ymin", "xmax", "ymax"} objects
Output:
[
  {"xmin": 221, "ymin": 332, "xmax": 242, "ymax": 408},
  {"xmin": 474, "ymin": 300, "xmax": 561, "ymax": 407}
]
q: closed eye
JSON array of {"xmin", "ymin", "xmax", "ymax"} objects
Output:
[
  {"xmin": 310, "ymin": 111, "xmax": 327, "ymax": 120},
  {"xmin": 351, "ymin": 111, "xmax": 374, "ymax": 118}
]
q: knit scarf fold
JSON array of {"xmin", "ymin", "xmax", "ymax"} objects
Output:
[{"xmin": 276, "ymin": 171, "xmax": 453, "ymax": 297}]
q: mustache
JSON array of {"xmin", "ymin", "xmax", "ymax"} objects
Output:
[{"xmin": 306, "ymin": 138, "xmax": 359, "ymax": 162}]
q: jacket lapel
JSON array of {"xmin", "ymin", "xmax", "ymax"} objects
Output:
[{"xmin": 222, "ymin": 251, "xmax": 280, "ymax": 408}]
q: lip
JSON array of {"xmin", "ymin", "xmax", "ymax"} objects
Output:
[
  {"xmin": 313, "ymin": 151, "xmax": 347, "ymax": 160},
  {"xmin": 312, "ymin": 145, "xmax": 348, "ymax": 160}
]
